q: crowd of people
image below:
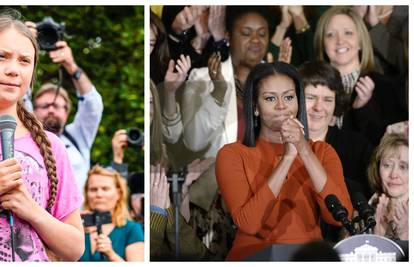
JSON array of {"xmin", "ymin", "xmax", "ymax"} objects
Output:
[
  {"xmin": 150, "ymin": 5, "xmax": 408, "ymax": 261},
  {"xmin": 0, "ymin": 4, "xmax": 408, "ymax": 262}
]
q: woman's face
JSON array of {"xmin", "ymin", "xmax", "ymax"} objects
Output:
[
  {"xmin": 305, "ymin": 84, "xmax": 335, "ymax": 135},
  {"xmin": 150, "ymin": 23, "xmax": 157, "ymax": 54},
  {"xmin": 379, "ymin": 145, "xmax": 408, "ymax": 200},
  {"xmin": 257, "ymin": 74, "xmax": 298, "ymax": 132},
  {"xmin": 323, "ymin": 14, "xmax": 360, "ymax": 71},
  {"xmin": 230, "ymin": 12, "xmax": 268, "ymax": 69},
  {"xmin": 0, "ymin": 27, "xmax": 35, "ymax": 108},
  {"xmin": 87, "ymin": 174, "xmax": 120, "ymax": 212}
]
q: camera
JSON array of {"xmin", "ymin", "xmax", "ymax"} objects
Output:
[
  {"xmin": 36, "ymin": 17, "xmax": 65, "ymax": 51},
  {"xmin": 81, "ymin": 210, "xmax": 112, "ymax": 228},
  {"xmin": 127, "ymin": 127, "xmax": 144, "ymax": 147}
]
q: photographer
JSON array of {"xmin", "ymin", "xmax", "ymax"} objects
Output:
[
  {"xmin": 110, "ymin": 128, "xmax": 143, "ymax": 179},
  {"xmin": 27, "ymin": 21, "xmax": 104, "ymax": 192},
  {"xmin": 80, "ymin": 165, "xmax": 144, "ymax": 261}
]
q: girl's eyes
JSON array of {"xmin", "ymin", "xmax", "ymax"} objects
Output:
[{"xmin": 265, "ymin": 96, "xmax": 275, "ymax": 102}]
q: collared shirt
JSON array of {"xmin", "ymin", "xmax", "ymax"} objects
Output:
[{"xmin": 60, "ymin": 86, "xmax": 103, "ymax": 192}]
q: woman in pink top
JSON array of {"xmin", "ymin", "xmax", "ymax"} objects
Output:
[{"xmin": 0, "ymin": 10, "xmax": 84, "ymax": 261}]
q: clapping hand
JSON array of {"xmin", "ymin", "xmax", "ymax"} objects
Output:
[
  {"xmin": 150, "ymin": 164, "xmax": 170, "ymax": 209},
  {"xmin": 164, "ymin": 54, "xmax": 192, "ymax": 93},
  {"xmin": 352, "ymin": 76, "xmax": 375, "ymax": 109}
]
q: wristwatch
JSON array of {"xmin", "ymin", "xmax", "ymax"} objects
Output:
[{"xmin": 71, "ymin": 68, "xmax": 83, "ymax": 80}]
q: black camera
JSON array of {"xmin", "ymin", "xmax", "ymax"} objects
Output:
[
  {"xmin": 127, "ymin": 127, "xmax": 144, "ymax": 147},
  {"xmin": 36, "ymin": 17, "xmax": 65, "ymax": 51},
  {"xmin": 81, "ymin": 210, "xmax": 112, "ymax": 229}
]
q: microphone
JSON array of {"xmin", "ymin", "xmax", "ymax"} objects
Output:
[
  {"xmin": 351, "ymin": 192, "xmax": 376, "ymax": 232},
  {"xmin": 0, "ymin": 114, "xmax": 17, "ymax": 160},
  {"xmin": 0, "ymin": 114, "xmax": 17, "ymax": 262},
  {"xmin": 325, "ymin": 194, "xmax": 356, "ymax": 235}
]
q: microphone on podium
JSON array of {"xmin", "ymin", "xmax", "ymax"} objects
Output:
[
  {"xmin": 351, "ymin": 192, "xmax": 376, "ymax": 232},
  {"xmin": 325, "ymin": 194, "xmax": 356, "ymax": 235}
]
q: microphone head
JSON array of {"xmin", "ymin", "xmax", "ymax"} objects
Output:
[
  {"xmin": 351, "ymin": 191, "xmax": 376, "ymax": 227},
  {"xmin": 325, "ymin": 194, "xmax": 340, "ymax": 212},
  {"xmin": 0, "ymin": 114, "xmax": 17, "ymax": 130},
  {"xmin": 325, "ymin": 194, "xmax": 348, "ymax": 222}
]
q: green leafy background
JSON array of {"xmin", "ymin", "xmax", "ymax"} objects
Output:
[{"xmin": 14, "ymin": 6, "xmax": 144, "ymax": 172}]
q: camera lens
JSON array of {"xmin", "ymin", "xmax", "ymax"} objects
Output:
[
  {"xmin": 37, "ymin": 27, "xmax": 60, "ymax": 51},
  {"xmin": 127, "ymin": 128, "xmax": 144, "ymax": 147},
  {"xmin": 36, "ymin": 17, "xmax": 64, "ymax": 51}
]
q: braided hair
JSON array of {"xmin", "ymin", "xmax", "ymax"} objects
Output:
[{"xmin": 17, "ymin": 102, "xmax": 58, "ymax": 211}]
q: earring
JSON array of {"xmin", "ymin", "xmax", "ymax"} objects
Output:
[{"xmin": 254, "ymin": 110, "xmax": 259, "ymax": 127}]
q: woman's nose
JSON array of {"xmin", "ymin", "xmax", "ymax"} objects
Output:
[
  {"xmin": 336, "ymin": 33, "xmax": 343, "ymax": 44},
  {"xmin": 313, "ymin": 98, "xmax": 323, "ymax": 111},
  {"xmin": 390, "ymin": 166, "xmax": 400, "ymax": 179},
  {"xmin": 275, "ymin": 98, "xmax": 286, "ymax": 109}
]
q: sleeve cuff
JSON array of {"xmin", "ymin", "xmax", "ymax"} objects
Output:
[
  {"xmin": 150, "ymin": 211, "xmax": 167, "ymax": 233},
  {"xmin": 150, "ymin": 205, "xmax": 168, "ymax": 217}
]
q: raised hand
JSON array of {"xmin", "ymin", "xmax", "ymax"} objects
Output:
[
  {"xmin": 171, "ymin": 6, "xmax": 199, "ymax": 35},
  {"xmin": 365, "ymin": 6, "xmax": 380, "ymax": 27},
  {"xmin": 111, "ymin": 129, "xmax": 128, "ymax": 164},
  {"xmin": 279, "ymin": 6, "xmax": 292, "ymax": 29},
  {"xmin": 373, "ymin": 193, "xmax": 389, "ymax": 236},
  {"xmin": 278, "ymin": 37, "xmax": 292, "ymax": 64},
  {"xmin": 352, "ymin": 76, "xmax": 375, "ymax": 109},
  {"xmin": 25, "ymin": 21, "xmax": 38, "ymax": 37},
  {"xmin": 150, "ymin": 164, "xmax": 170, "ymax": 209},
  {"xmin": 164, "ymin": 54, "xmax": 192, "ymax": 92},
  {"xmin": 393, "ymin": 199, "xmax": 408, "ymax": 240},
  {"xmin": 48, "ymin": 41, "xmax": 77, "ymax": 73},
  {"xmin": 208, "ymin": 53, "xmax": 224, "ymax": 81},
  {"xmin": 208, "ymin": 6, "xmax": 226, "ymax": 41},
  {"xmin": 385, "ymin": 121, "xmax": 408, "ymax": 139},
  {"xmin": 287, "ymin": 5, "xmax": 305, "ymax": 17},
  {"xmin": 353, "ymin": 6, "xmax": 368, "ymax": 18},
  {"xmin": 194, "ymin": 7, "xmax": 210, "ymax": 41}
]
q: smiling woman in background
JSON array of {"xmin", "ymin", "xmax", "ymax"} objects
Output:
[{"xmin": 79, "ymin": 165, "xmax": 144, "ymax": 261}]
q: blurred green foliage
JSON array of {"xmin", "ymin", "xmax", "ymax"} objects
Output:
[{"xmin": 15, "ymin": 6, "xmax": 144, "ymax": 172}]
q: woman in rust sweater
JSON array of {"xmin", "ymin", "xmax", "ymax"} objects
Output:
[{"xmin": 216, "ymin": 62, "xmax": 353, "ymax": 261}]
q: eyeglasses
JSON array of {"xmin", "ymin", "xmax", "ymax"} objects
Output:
[{"xmin": 35, "ymin": 102, "xmax": 68, "ymax": 111}]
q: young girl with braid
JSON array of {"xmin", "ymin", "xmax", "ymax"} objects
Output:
[{"xmin": 0, "ymin": 11, "xmax": 84, "ymax": 261}]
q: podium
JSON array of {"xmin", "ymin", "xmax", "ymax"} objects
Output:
[
  {"xmin": 334, "ymin": 234, "xmax": 407, "ymax": 261},
  {"xmin": 243, "ymin": 235, "xmax": 408, "ymax": 261}
]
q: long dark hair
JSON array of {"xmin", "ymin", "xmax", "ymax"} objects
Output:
[
  {"xmin": 243, "ymin": 61, "xmax": 308, "ymax": 147},
  {"xmin": 150, "ymin": 10, "xmax": 170, "ymax": 85}
]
